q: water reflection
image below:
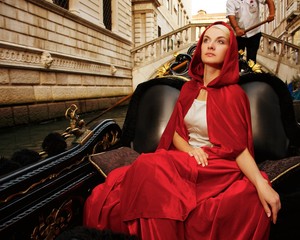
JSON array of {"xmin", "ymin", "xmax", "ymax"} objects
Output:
[{"xmin": 0, "ymin": 105, "xmax": 127, "ymax": 159}]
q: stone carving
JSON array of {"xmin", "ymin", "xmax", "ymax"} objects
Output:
[
  {"xmin": 0, "ymin": 47, "xmax": 126, "ymax": 75},
  {"xmin": 41, "ymin": 51, "xmax": 54, "ymax": 68},
  {"xmin": 110, "ymin": 65, "xmax": 117, "ymax": 75}
]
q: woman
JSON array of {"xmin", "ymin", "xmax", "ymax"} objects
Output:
[{"xmin": 84, "ymin": 21, "xmax": 281, "ymax": 239}]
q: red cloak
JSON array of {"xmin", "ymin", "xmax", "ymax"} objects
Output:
[{"xmin": 84, "ymin": 22, "xmax": 270, "ymax": 240}]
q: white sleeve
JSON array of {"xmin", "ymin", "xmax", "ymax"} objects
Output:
[{"xmin": 226, "ymin": 0, "xmax": 237, "ymax": 16}]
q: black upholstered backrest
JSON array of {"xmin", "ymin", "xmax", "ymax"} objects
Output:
[
  {"xmin": 133, "ymin": 85, "xmax": 180, "ymax": 153},
  {"xmin": 121, "ymin": 77, "xmax": 186, "ymax": 153},
  {"xmin": 239, "ymin": 73, "xmax": 300, "ymax": 162},
  {"xmin": 240, "ymin": 81, "xmax": 289, "ymax": 161}
]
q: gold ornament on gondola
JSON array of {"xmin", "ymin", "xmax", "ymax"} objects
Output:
[
  {"xmin": 239, "ymin": 50, "xmax": 262, "ymax": 73},
  {"xmin": 248, "ymin": 59, "xmax": 262, "ymax": 73},
  {"xmin": 156, "ymin": 62, "xmax": 171, "ymax": 77},
  {"xmin": 64, "ymin": 104, "xmax": 93, "ymax": 144},
  {"xmin": 156, "ymin": 53, "xmax": 179, "ymax": 77}
]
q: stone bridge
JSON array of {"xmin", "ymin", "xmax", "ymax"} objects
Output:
[{"xmin": 132, "ymin": 23, "xmax": 300, "ymax": 88}]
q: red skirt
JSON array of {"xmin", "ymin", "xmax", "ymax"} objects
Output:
[{"xmin": 83, "ymin": 149, "xmax": 270, "ymax": 239}]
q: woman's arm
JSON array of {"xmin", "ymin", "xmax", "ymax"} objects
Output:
[
  {"xmin": 236, "ymin": 148, "xmax": 281, "ymax": 223},
  {"xmin": 173, "ymin": 131, "xmax": 208, "ymax": 166}
]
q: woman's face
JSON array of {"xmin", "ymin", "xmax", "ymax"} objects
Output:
[{"xmin": 201, "ymin": 26, "xmax": 230, "ymax": 69}]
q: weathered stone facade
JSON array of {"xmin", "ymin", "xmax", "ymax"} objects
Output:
[
  {"xmin": 0, "ymin": 0, "xmax": 192, "ymax": 128},
  {"xmin": 260, "ymin": 0, "xmax": 300, "ymax": 45},
  {"xmin": 132, "ymin": 0, "xmax": 191, "ymax": 47},
  {"xmin": 0, "ymin": 0, "xmax": 133, "ymax": 127}
]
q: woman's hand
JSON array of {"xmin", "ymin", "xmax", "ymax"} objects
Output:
[
  {"xmin": 236, "ymin": 148, "xmax": 281, "ymax": 224},
  {"xmin": 188, "ymin": 147, "xmax": 208, "ymax": 166},
  {"xmin": 256, "ymin": 179, "xmax": 281, "ymax": 224},
  {"xmin": 173, "ymin": 132, "xmax": 208, "ymax": 166}
]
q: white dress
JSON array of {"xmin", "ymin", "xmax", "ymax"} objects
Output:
[{"xmin": 184, "ymin": 99, "xmax": 212, "ymax": 148}]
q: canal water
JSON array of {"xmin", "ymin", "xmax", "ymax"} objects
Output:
[{"xmin": 0, "ymin": 105, "xmax": 128, "ymax": 159}]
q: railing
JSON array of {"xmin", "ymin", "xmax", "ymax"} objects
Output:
[
  {"xmin": 131, "ymin": 23, "xmax": 210, "ymax": 68},
  {"xmin": 260, "ymin": 33, "xmax": 300, "ymax": 75}
]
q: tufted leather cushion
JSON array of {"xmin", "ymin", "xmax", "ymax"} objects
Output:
[
  {"xmin": 258, "ymin": 156, "xmax": 300, "ymax": 184},
  {"xmin": 89, "ymin": 147, "xmax": 140, "ymax": 177}
]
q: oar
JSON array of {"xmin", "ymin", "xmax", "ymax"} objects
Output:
[
  {"xmin": 162, "ymin": 59, "xmax": 190, "ymax": 76},
  {"xmin": 244, "ymin": 19, "xmax": 268, "ymax": 34},
  {"xmin": 85, "ymin": 93, "xmax": 133, "ymax": 126}
]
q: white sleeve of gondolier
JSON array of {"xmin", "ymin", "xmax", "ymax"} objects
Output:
[{"xmin": 226, "ymin": 0, "xmax": 239, "ymax": 17}]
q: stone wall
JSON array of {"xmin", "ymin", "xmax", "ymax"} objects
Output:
[
  {"xmin": 132, "ymin": 0, "xmax": 191, "ymax": 47},
  {"xmin": 0, "ymin": 0, "xmax": 133, "ymax": 128}
]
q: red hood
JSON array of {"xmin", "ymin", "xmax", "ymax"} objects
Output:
[{"xmin": 188, "ymin": 21, "xmax": 239, "ymax": 88}]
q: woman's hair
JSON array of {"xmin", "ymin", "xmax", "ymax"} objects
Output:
[{"xmin": 209, "ymin": 24, "xmax": 230, "ymax": 39}]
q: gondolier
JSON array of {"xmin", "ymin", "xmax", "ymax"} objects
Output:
[{"xmin": 226, "ymin": 0, "xmax": 275, "ymax": 63}]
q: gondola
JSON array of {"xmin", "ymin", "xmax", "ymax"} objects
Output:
[{"xmin": 1, "ymin": 46, "xmax": 300, "ymax": 240}]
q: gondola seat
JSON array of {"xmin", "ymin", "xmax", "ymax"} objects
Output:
[{"xmin": 89, "ymin": 74, "xmax": 300, "ymax": 240}]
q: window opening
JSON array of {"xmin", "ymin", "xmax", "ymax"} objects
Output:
[
  {"xmin": 103, "ymin": 0, "xmax": 112, "ymax": 30},
  {"xmin": 53, "ymin": 0, "xmax": 69, "ymax": 10}
]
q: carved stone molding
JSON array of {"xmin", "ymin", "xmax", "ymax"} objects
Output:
[
  {"xmin": 0, "ymin": 45, "xmax": 129, "ymax": 76},
  {"xmin": 0, "ymin": 48, "xmax": 42, "ymax": 68}
]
